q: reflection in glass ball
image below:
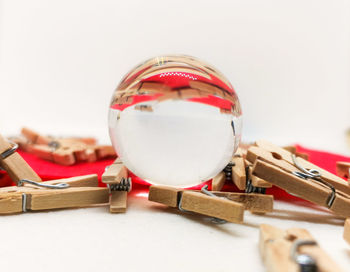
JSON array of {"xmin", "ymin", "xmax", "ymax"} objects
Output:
[{"xmin": 108, "ymin": 55, "xmax": 242, "ymax": 187}]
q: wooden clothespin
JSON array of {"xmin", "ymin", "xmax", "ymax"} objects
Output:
[
  {"xmin": 247, "ymin": 140, "xmax": 350, "ymax": 218},
  {"xmin": 260, "ymin": 224, "xmax": 343, "ymax": 272},
  {"xmin": 102, "ymin": 158, "xmax": 131, "ymax": 213},
  {"xmin": 0, "ymin": 133, "xmax": 41, "ymax": 184},
  {"xmin": 0, "ymin": 174, "xmax": 109, "ymax": 214},
  {"xmin": 14, "ymin": 127, "xmax": 116, "ymax": 165},
  {"xmin": 336, "ymin": 162, "xmax": 350, "ymax": 180},
  {"xmin": 345, "ymin": 219, "xmax": 350, "ymax": 245},
  {"xmin": 149, "ymin": 185, "xmax": 245, "ymax": 223}
]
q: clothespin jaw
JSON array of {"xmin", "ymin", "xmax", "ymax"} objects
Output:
[
  {"xmin": 345, "ymin": 219, "xmax": 350, "ymax": 245},
  {"xmin": 247, "ymin": 140, "xmax": 350, "ymax": 218},
  {"xmin": 102, "ymin": 158, "xmax": 130, "ymax": 213},
  {"xmin": 0, "ymin": 133, "xmax": 41, "ymax": 184},
  {"xmin": 148, "ymin": 185, "xmax": 245, "ymax": 223},
  {"xmin": 336, "ymin": 162, "xmax": 350, "ymax": 180},
  {"xmin": 259, "ymin": 224, "xmax": 343, "ymax": 272},
  {"xmin": 0, "ymin": 174, "xmax": 109, "ymax": 214}
]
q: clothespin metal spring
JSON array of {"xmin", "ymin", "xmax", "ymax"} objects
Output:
[
  {"xmin": 18, "ymin": 179, "xmax": 70, "ymax": 212},
  {"xmin": 0, "ymin": 141, "xmax": 18, "ymax": 160},
  {"xmin": 18, "ymin": 179, "xmax": 70, "ymax": 189},
  {"xmin": 292, "ymin": 154, "xmax": 336, "ymax": 208},
  {"xmin": 290, "ymin": 239, "xmax": 318, "ymax": 272},
  {"xmin": 108, "ymin": 177, "xmax": 132, "ymax": 192}
]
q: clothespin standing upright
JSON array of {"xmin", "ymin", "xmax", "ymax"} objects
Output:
[
  {"xmin": 0, "ymin": 174, "xmax": 109, "ymax": 214},
  {"xmin": 102, "ymin": 158, "xmax": 131, "ymax": 213},
  {"xmin": 345, "ymin": 219, "xmax": 350, "ymax": 245},
  {"xmin": 260, "ymin": 224, "xmax": 343, "ymax": 272},
  {"xmin": 0, "ymin": 133, "xmax": 41, "ymax": 184},
  {"xmin": 247, "ymin": 140, "xmax": 350, "ymax": 218},
  {"xmin": 212, "ymin": 147, "xmax": 272, "ymax": 193}
]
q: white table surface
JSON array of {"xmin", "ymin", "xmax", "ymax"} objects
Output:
[{"xmin": 1, "ymin": 187, "xmax": 349, "ymax": 272}]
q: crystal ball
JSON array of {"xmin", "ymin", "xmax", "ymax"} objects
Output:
[{"xmin": 108, "ymin": 55, "xmax": 242, "ymax": 187}]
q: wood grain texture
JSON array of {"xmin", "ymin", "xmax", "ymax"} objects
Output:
[
  {"xmin": 110, "ymin": 191, "xmax": 127, "ymax": 213},
  {"xmin": 253, "ymin": 159, "xmax": 350, "ymax": 218},
  {"xmin": 28, "ymin": 187, "xmax": 109, "ymax": 210},
  {"xmin": 0, "ymin": 193, "xmax": 23, "ymax": 214},
  {"xmin": 212, "ymin": 192, "xmax": 273, "ymax": 213},
  {"xmin": 211, "ymin": 171, "xmax": 226, "ymax": 191},
  {"xmin": 260, "ymin": 224, "xmax": 343, "ymax": 272},
  {"xmin": 181, "ymin": 191, "xmax": 244, "ymax": 223},
  {"xmin": 344, "ymin": 219, "xmax": 350, "ymax": 245},
  {"xmin": 0, "ymin": 134, "xmax": 41, "ymax": 183},
  {"xmin": 148, "ymin": 185, "xmax": 182, "ymax": 207}
]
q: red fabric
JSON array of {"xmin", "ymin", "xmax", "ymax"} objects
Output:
[{"xmin": 1, "ymin": 146, "xmax": 349, "ymax": 201}]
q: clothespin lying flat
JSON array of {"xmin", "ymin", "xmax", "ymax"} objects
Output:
[
  {"xmin": 0, "ymin": 174, "xmax": 109, "ymax": 214},
  {"xmin": 0, "ymin": 133, "xmax": 41, "ymax": 184},
  {"xmin": 149, "ymin": 185, "xmax": 244, "ymax": 223},
  {"xmin": 102, "ymin": 159, "xmax": 131, "ymax": 213},
  {"xmin": 247, "ymin": 140, "xmax": 350, "ymax": 218},
  {"xmin": 336, "ymin": 162, "xmax": 350, "ymax": 180},
  {"xmin": 345, "ymin": 219, "xmax": 350, "ymax": 245},
  {"xmin": 12, "ymin": 127, "xmax": 116, "ymax": 165},
  {"xmin": 260, "ymin": 224, "xmax": 343, "ymax": 272}
]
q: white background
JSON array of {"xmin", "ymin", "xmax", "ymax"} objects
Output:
[
  {"xmin": 1, "ymin": 0, "xmax": 349, "ymax": 154},
  {"xmin": 0, "ymin": 1, "xmax": 350, "ymax": 271}
]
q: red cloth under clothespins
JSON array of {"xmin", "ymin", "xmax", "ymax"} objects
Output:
[{"xmin": 0, "ymin": 145, "xmax": 349, "ymax": 201}]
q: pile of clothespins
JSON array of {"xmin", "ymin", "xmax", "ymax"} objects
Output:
[
  {"xmin": 11, "ymin": 127, "xmax": 116, "ymax": 165},
  {"xmin": 0, "ymin": 129, "xmax": 350, "ymax": 271}
]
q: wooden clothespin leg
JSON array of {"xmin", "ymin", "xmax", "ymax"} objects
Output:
[
  {"xmin": 247, "ymin": 140, "xmax": 350, "ymax": 218},
  {"xmin": 0, "ymin": 174, "xmax": 109, "ymax": 214},
  {"xmin": 345, "ymin": 219, "xmax": 350, "ymax": 245},
  {"xmin": 102, "ymin": 159, "xmax": 130, "ymax": 213},
  {"xmin": 260, "ymin": 224, "xmax": 343, "ymax": 272},
  {"xmin": 0, "ymin": 134, "xmax": 41, "ymax": 183},
  {"xmin": 212, "ymin": 191, "xmax": 273, "ymax": 214},
  {"xmin": 148, "ymin": 185, "xmax": 244, "ymax": 223}
]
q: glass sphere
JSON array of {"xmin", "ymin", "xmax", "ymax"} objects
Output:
[{"xmin": 108, "ymin": 55, "xmax": 242, "ymax": 187}]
